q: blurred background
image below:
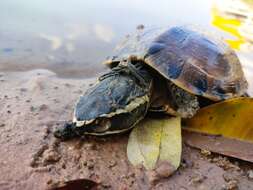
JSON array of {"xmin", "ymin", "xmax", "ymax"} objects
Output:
[{"xmin": 0, "ymin": 0, "xmax": 252, "ymax": 80}]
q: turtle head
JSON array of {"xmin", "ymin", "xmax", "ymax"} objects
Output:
[{"xmin": 54, "ymin": 62, "xmax": 153, "ymax": 140}]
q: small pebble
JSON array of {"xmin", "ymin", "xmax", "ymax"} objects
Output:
[
  {"xmin": 223, "ymin": 173, "xmax": 236, "ymax": 182},
  {"xmin": 39, "ymin": 104, "xmax": 48, "ymax": 111},
  {"xmin": 248, "ymin": 170, "xmax": 253, "ymax": 179},
  {"xmin": 226, "ymin": 180, "xmax": 238, "ymax": 190},
  {"xmin": 108, "ymin": 160, "xmax": 117, "ymax": 168},
  {"xmin": 64, "ymin": 83, "xmax": 71, "ymax": 87},
  {"xmin": 33, "ymin": 166, "xmax": 52, "ymax": 172},
  {"xmin": 30, "ymin": 106, "xmax": 36, "ymax": 112},
  {"xmin": 61, "ymin": 163, "xmax": 66, "ymax": 169},
  {"xmin": 47, "ymin": 179, "xmax": 53, "ymax": 184},
  {"xmin": 82, "ymin": 161, "xmax": 87, "ymax": 166},
  {"xmin": 190, "ymin": 172, "xmax": 207, "ymax": 184},
  {"xmin": 101, "ymin": 182, "xmax": 111, "ymax": 189},
  {"xmin": 20, "ymin": 88, "xmax": 27, "ymax": 92},
  {"xmin": 128, "ymin": 172, "xmax": 135, "ymax": 178},
  {"xmin": 87, "ymin": 162, "xmax": 94, "ymax": 170},
  {"xmin": 146, "ymin": 170, "xmax": 159, "ymax": 184},
  {"xmin": 0, "ymin": 123, "xmax": 5, "ymax": 127},
  {"xmin": 85, "ymin": 143, "xmax": 96, "ymax": 150},
  {"xmin": 43, "ymin": 149, "xmax": 61, "ymax": 163},
  {"xmin": 200, "ymin": 149, "xmax": 211, "ymax": 156}
]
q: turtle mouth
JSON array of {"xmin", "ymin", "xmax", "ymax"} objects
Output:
[
  {"xmin": 73, "ymin": 117, "xmax": 95, "ymax": 127},
  {"xmin": 54, "ymin": 118, "xmax": 112, "ymax": 140},
  {"xmin": 73, "ymin": 118, "xmax": 112, "ymax": 134}
]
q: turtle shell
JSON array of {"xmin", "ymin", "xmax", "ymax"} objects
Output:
[{"xmin": 104, "ymin": 26, "xmax": 248, "ymax": 101}]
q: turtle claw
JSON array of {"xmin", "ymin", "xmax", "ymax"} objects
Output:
[{"xmin": 54, "ymin": 122, "xmax": 78, "ymax": 141}]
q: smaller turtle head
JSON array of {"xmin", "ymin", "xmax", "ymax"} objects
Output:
[
  {"xmin": 54, "ymin": 61, "xmax": 152, "ymax": 140},
  {"xmin": 54, "ymin": 97, "xmax": 149, "ymax": 140},
  {"xmin": 65, "ymin": 94, "xmax": 149, "ymax": 137}
]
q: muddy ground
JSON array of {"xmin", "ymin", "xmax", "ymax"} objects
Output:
[{"xmin": 0, "ymin": 70, "xmax": 253, "ymax": 190}]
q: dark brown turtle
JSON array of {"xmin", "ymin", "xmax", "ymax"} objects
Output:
[{"xmin": 54, "ymin": 26, "xmax": 248, "ymax": 140}]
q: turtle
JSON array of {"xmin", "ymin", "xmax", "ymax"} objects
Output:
[{"xmin": 54, "ymin": 26, "xmax": 248, "ymax": 140}]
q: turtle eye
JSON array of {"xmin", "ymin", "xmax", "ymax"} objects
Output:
[{"xmin": 93, "ymin": 118, "xmax": 111, "ymax": 133}]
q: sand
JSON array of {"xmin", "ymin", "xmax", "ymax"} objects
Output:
[{"xmin": 0, "ymin": 69, "xmax": 253, "ymax": 190}]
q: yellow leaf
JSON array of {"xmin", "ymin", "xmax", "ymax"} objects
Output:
[
  {"xmin": 136, "ymin": 120, "xmax": 162, "ymax": 169},
  {"xmin": 160, "ymin": 117, "xmax": 181, "ymax": 169},
  {"xmin": 184, "ymin": 97, "xmax": 253, "ymax": 142},
  {"xmin": 127, "ymin": 127, "xmax": 146, "ymax": 167},
  {"xmin": 127, "ymin": 117, "xmax": 181, "ymax": 171}
]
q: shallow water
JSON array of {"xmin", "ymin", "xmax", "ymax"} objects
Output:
[{"xmin": 0, "ymin": 0, "xmax": 252, "ymax": 81}]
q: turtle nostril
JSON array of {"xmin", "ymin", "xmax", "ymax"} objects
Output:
[{"xmin": 54, "ymin": 122, "xmax": 77, "ymax": 140}]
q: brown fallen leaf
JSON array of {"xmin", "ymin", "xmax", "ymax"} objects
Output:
[
  {"xmin": 49, "ymin": 178, "xmax": 98, "ymax": 190},
  {"xmin": 183, "ymin": 130, "xmax": 253, "ymax": 163},
  {"xmin": 183, "ymin": 97, "xmax": 253, "ymax": 162}
]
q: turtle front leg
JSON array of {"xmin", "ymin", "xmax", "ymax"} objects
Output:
[{"xmin": 166, "ymin": 81, "xmax": 199, "ymax": 118}]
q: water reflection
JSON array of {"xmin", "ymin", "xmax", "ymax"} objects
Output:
[
  {"xmin": 212, "ymin": 0, "xmax": 253, "ymax": 95},
  {"xmin": 212, "ymin": 0, "xmax": 253, "ymax": 51},
  {"xmin": 0, "ymin": 0, "xmax": 252, "ymax": 85},
  {"xmin": 39, "ymin": 34, "xmax": 62, "ymax": 50},
  {"xmin": 0, "ymin": 0, "xmax": 212, "ymax": 78},
  {"xmin": 94, "ymin": 24, "xmax": 115, "ymax": 43}
]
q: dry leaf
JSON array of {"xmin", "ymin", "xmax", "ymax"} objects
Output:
[
  {"xmin": 127, "ymin": 116, "xmax": 181, "ymax": 173},
  {"xmin": 184, "ymin": 97, "xmax": 253, "ymax": 142},
  {"xmin": 183, "ymin": 130, "xmax": 253, "ymax": 163},
  {"xmin": 49, "ymin": 178, "xmax": 97, "ymax": 190}
]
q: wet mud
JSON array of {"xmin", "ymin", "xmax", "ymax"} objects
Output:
[{"xmin": 0, "ymin": 70, "xmax": 253, "ymax": 190}]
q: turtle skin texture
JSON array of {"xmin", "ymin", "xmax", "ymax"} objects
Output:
[{"xmin": 105, "ymin": 26, "xmax": 248, "ymax": 101}]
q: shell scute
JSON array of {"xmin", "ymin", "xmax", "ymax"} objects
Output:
[
  {"xmin": 105, "ymin": 26, "xmax": 248, "ymax": 100},
  {"xmin": 193, "ymin": 76, "xmax": 208, "ymax": 94},
  {"xmin": 146, "ymin": 42, "xmax": 165, "ymax": 56},
  {"xmin": 167, "ymin": 59, "xmax": 184, "ymax": 79}
]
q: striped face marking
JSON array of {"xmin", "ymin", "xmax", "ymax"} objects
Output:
[
  {"xmin": 72, "ymin": 95, "xmax": 149, "ymax": 135},
  {"xmin": 73, "ymin": 95, "xmax": 149, "ymax": 127}
]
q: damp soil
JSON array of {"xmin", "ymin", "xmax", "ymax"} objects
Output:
[{"xmin": 0, "ymin": 70, "xmax": 253, "ymax": 190}]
